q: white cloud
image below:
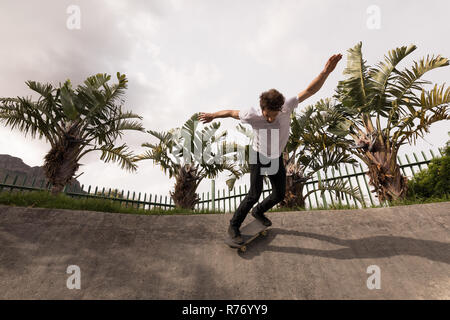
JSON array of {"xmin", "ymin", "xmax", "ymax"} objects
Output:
[
  {"xmin": 1, "ymin": 0, "xmax": 449, "ymax": 199},
  {"xmin": 244, "ymin": 1, "xmax": 319, "ymax": 71},
  {"xmin": 153, "ymin": 61, "xmax": 222, "ymax": 107}
]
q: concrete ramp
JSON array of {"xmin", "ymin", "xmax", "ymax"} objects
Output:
[{"xmin": 0, "ymin": 202, "xmax": 449, "ymax": 299}]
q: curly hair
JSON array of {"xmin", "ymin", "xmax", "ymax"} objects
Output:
[{"xmin": 259, "ymin": 88, "xmax": 285, "ymax": 111}]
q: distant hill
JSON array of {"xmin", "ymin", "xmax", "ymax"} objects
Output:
[{"xmin": 0, "ymin": 154, "xmax": 83, "ymax": 192}]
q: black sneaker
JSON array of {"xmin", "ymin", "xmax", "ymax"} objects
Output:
[
  {"xmin": 251, "ymin": 211, "xmax": 272, "ymax": 226},
  {"xmin": 228, "ymin": 225, "xmax": 244, "ymax": 244}
]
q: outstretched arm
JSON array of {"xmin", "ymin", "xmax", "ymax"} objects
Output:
[
  {"xmin": 297, "ymin": 53, "xmax": 342, "ymax": 103},
  {"xmin": 198, "ymin": 110, "xmax": 240, "ymax": 124}
]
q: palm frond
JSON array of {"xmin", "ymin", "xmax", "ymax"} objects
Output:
[
  {"xmin": 60, "ymin": 81, "xmax": 79, "ymax": 120},
  {"xmin": 25, "ymin": 80, "xmax": 55, "ymax": 101},
  {"xmin": 337, "ymin": 41, "xmax": 372, "ymax": 112},
  {"xmin": 388, "ymin": 54, "xmax": 449, "ymax": 104},
  {"xmin": 147, "ymin": 129, "xmax": 172, "ymax": 143},
  {"xmin": 369, "ymin": 44, "xmax": 417, "ymax": 114},
  {"xmin": 98, "ymin": 143, "xmax": 137, "ymax": 172},
  {"xmin": 393, "ymin": 83, "xmax": 450, "ymax": 146},
  {"xmin": 116, "ymin": 120, "xmax": 146, "ymax": 132},
  {"xmin": 104, "ymin": 72, "xmax": 128, "ymax": 109},
  {"xmin": 0, "ymin": 97, "xmax": 57, "ymax": 145},
  {"xmin": 304, "ymin": 178, "xmax": 364, "ymax": 205}
]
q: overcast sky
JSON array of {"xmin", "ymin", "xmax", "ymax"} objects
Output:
[{"xmin": 1, "ymin": 0, "xmax": 449, "ymax": 199}]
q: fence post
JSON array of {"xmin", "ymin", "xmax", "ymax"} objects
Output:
[
  {"xmin": 397, "ymin": 157, "xmax": 407, "ymax": 175},
  {"xmin": 233, "ymin": 187, "xmax": 237, "ymax": 212},
  {"xmin": 143, "ymin": 193, "xmax": 147, "ymax": 210},
  {"xmin": 359, "ymin": 163, "xmax": 374, "ymax": 207},
  {"xmin": 217, "ymin": 188, "xmax": 220, "ymax": 212},
  {"xmin": 228, "ymin": 188, "xmax": 231, "ymax": 214},
  {"xmin": 337, "ymin": 166, "xmax": 349, "ymax": 206},
  {"xmin": 125, "ymin": 191, "xmax": 130, "ymax": 208},
  {"xmin": 323, "ymin": 170, "xmax": 335, "ymax": 207},
  {"xmin": 304, "ymin": 182, "xmax": 312, "ymax": 209},
  {"xmin": 0, "ymin": 174, "xmax": 9, "ymax": 193},
  {"xmin": 211, "ymin": 179, "xmax": 215, "ymax": 212},
  {"xmin": 351, "ymin": 164, "xmax": 366, "ymax": 208},
  {"xmin": 202, "ymin": 192, "xmax": 204, "ymax": 211},
  {"xmin": 420, "ymin": 151, "xmax": 427, "ymax": 162},
  {"xmin": 405, "ymin": 154, "xmax": 414, "ymax": 175},
  {"xmin": 317, "ymin": 171, "xmax": 327, "ymax": 209},
  {"xmin": 11, "ymin": 175, "xmax": 19, "ymax": 192},
  {"xmin": 412, "ymin": 152, "xmax": 422, "ymax": 171},
  {"xmin": 344, "ymin": 164, "xmax": 358, "ymax": 207},
  {"xmin": 137, "ymin": 192, "xmax": 141, "ymax": 210}
]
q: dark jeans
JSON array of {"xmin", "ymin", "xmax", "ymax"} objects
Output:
[{"xmin": 230, "ymin": 149, "xmax": 286, "ymax": 228}]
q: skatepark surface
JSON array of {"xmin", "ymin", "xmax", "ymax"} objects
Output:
[{"xmin": 0, "ymin": 202, "xmax": 449, "ymax": 299}]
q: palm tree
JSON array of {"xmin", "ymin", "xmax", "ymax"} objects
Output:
[
  {"xmin": 134, "ymin": 113, "xmax": 241, "ymax": 210},
  {"xmin": 0, "ymin": 72, "xmax": 145, "ymax": 195},
  {"xmin": 281, "ymin": 100, "xmax": 363, "ymax": 208},
  {"xmin": 225, "ymin": 101, "xmax": 363, "ymax": 209},
  {"xmin": 328, "ymin": 42, "xmax": 449, "ymax": 202}
]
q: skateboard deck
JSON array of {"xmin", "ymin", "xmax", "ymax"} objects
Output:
[{"xmin": 225, "ymin": 219, "xmax": 269, "ymax": 252}]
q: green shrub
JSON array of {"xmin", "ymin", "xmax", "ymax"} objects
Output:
[{"xmin": 407, "ymin": 136, "xmax": 450, "ymax": 199}]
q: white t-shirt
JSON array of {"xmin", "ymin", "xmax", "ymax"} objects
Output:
[{"xmin": 239, "ymin": 95, "xmax": 299, "ymax": 159}]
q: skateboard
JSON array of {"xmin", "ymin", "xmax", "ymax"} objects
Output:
[{"xmin": 224, "ymin": 219, "xmax": 269, "ymax": 252}]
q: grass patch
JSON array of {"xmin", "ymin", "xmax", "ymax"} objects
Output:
[
  {"xmin": 268, "ymin": 202, "xmax": 360, "ymax": 213},
  {"xmin": 0, "ymin": 190, "xmax": 216, "ymax": 215},
  {"xmin": 270, "ymin": 194, "xmax": 449, "ymax": 213},
  {"xmin": 0, "ymin": 190, "xmax": 448, "ymax": 216},
  {"xmin": 387, "ymin": 194, "xmax": 449, "ymax": 207}
]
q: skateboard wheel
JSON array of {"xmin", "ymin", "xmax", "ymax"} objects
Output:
[
  {"xmin": 240, "ymin": 246, "xmax": 247, "ymax": 252},
  {"xmin": 261, "ymin": 230, "xmax": 267, "ymax": 236}
]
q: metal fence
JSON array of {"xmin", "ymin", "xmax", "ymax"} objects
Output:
[
  {"xmin": 0, "ymin": 174, "xmax": 176, "ymax": 210},
  {"xmin": 0, "ymin": 148, "xmax": 445, "ymax": 212},
  {"xmin": 204, "ymin": 148, "xmax": 446, "ymax": 212}
]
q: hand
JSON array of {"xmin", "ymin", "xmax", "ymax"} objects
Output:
[
  {"xmin": 323, "ymin": 53, "xmax": 342, "ymax": 74},
  {"xmin": 198, "ymin": 112, "xmax": 214, "ymax": 124}
]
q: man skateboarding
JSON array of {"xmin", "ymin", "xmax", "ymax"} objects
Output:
[{"xmin": 198, "ymin": 53, "xmax": 342, "ymax": 244}]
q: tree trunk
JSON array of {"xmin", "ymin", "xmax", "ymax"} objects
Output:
[
  {"xmin": 367, "ymin": 158, "xmax": 409, "ymax": 202},
  {"xmin": 170, "ymin": 164, "xmax": 200, "ymax": 210},
  {"xmin": 280, "ymin": 155, "xmax": 307, "ymax": 208},
  {"xmin": 43, "ymin": 123, "xmax": 83, "ymax": 196},
  {"xmin": 360, "ymin": 135, "xmax": 409, "ymax": 202},
  {"xmin": 281, "ymin": 177, "xmax": 306, "ymax": 208}
]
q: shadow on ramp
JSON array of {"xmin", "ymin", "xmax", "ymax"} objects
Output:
[{"xmin": 236, "ymin": 228, "xmax": 450, "ymax": 264}]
